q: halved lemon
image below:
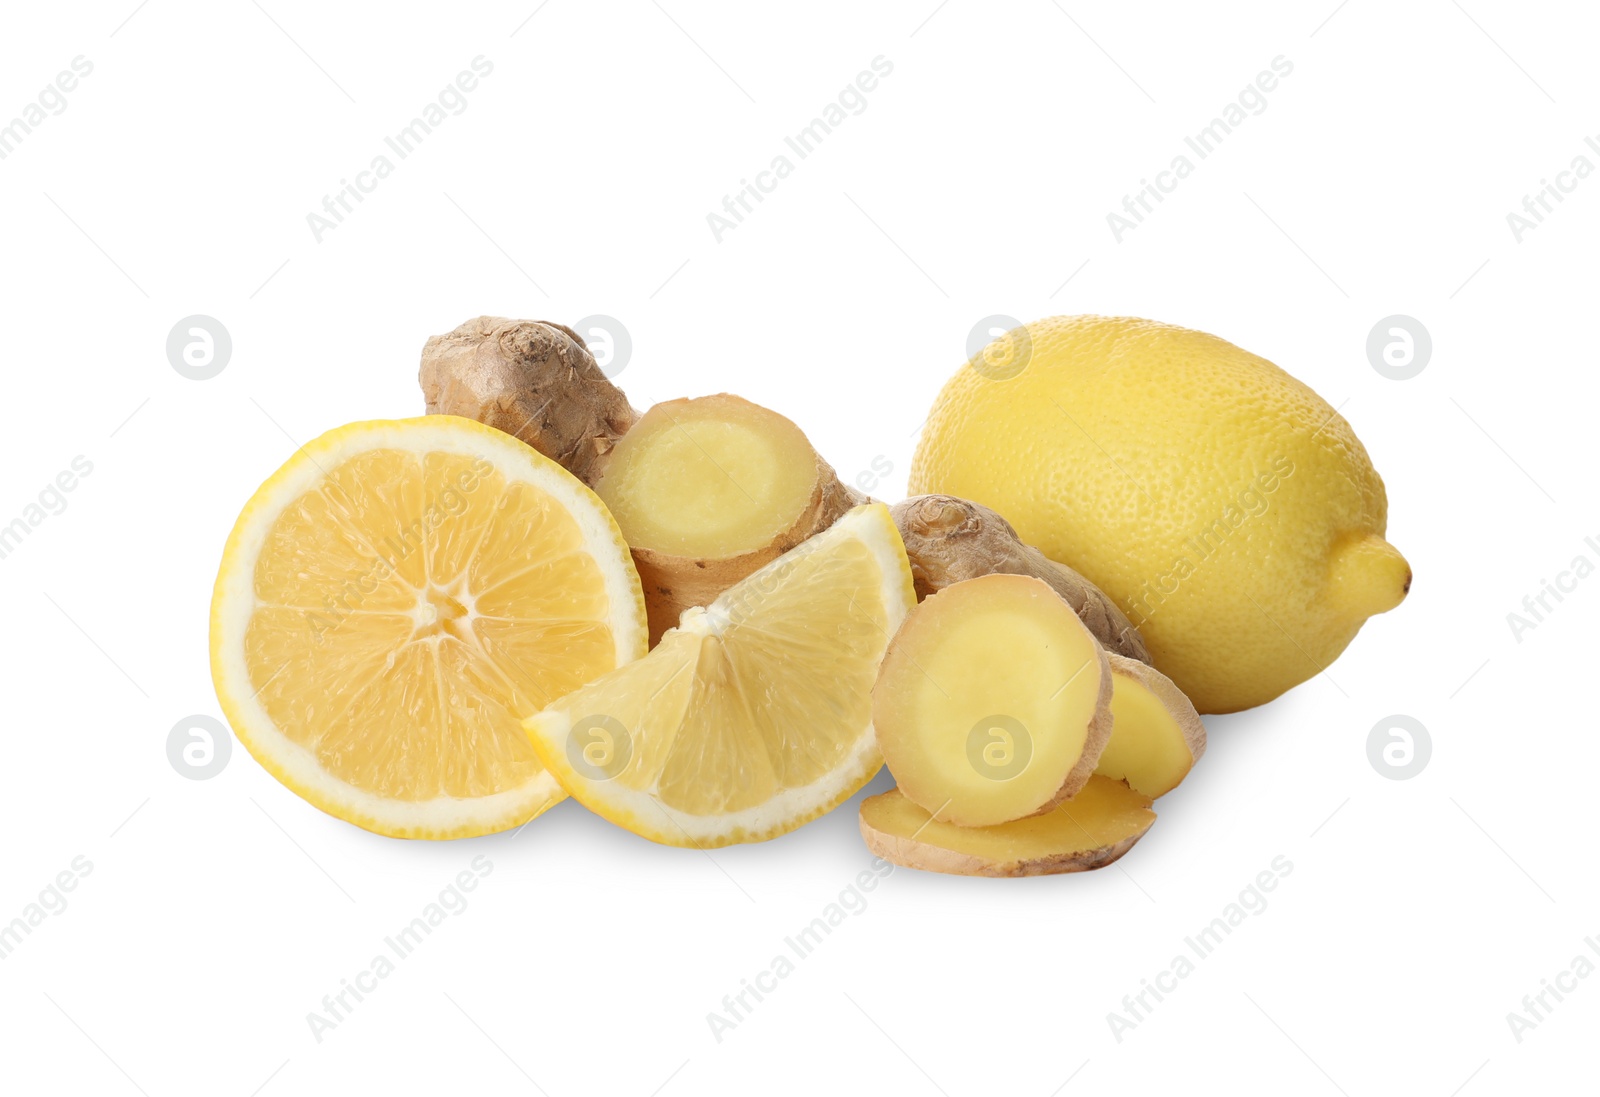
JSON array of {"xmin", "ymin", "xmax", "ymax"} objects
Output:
[
  {"xmin": 524, "ymin": 504, "xmax": 916, "ymax": 847},
  {"xmin": 210, "ymin": 417, "xmax": 647, "ymax": 839}
]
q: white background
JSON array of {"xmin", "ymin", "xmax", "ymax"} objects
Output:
[{"xmin": 0, "ymin": 1, "xmax": 1591, "ymax": 1093}]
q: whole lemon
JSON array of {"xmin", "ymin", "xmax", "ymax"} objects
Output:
[{"xmin": 908, "ymin": 316, "xmax": 1409, "ymax": 714}]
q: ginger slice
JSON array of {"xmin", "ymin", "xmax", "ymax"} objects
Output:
[
  {"xmin": 859, "ymin": 777, "xmax": 1154, "ymax": 877},
  {"xmin": 872, "ymin": 573, "xmax": 1112, "ymax": 827},
  {"xmin": 892, "ymin": 494, "xmax": 1148, "ymax": 662},
  {"xmin": 1094, "ymin": 654, "xmax": 1207, "ymax": 798},
  {"xmin": 592, "ymin": 394, "xmax": 862, "ymax": 643}
]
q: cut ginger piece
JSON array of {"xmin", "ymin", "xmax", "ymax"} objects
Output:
[
  {"xmin": 592, "ymin": 394, "xmax": 862, "ymax": 643},
  {"xmin": 859, "ymin": 777, "xmax": 1155, "ymax": 877},
  {"xmin": 524, "ymin": 504, "xmax": 915, "ymax": 848},
  {"xmin": 1094, "ymin": 654, "xmax": 1207, "ymax": 798},
  {"xmin": 872, "ymin": 573, "xmax": 1112, "ymax": 828}
]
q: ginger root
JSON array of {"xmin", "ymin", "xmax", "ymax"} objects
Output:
[
  {"xmin": 421, "ymin": 319, "xmax": 864, "ymax": 645},
  {"xmin": 594, "ymin": 394, "xmax": 863, "ymax": 643},
  {"xmin": 859, "ymin": 777, "xmax": 1154, "ymax": 877},
  {"xmin": 420, "ymin": 316, "xmax": 637, "ymax": 486},
  {"xmin": 892, "ymin": 494, "xmax": 1149, "ymax": 663},
  {"xmin": 872, "ymin": 573, "xmax": 1113, "ymax": 828}
]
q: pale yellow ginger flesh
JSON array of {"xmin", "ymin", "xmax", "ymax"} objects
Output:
[
  {"xmin": 592, "ymin": 394, "xmax": 861, "ymax": 644},
  {"xmin": 1093, "ymin": 654, "xmax": 1207, "ymax": 798},
  {"xmin": 872, "ymin": 573, "xmax": 1113, "ymax": 828},
  {"xmin": 859, "ymin": 777, "xmax": 1154, "ymax": 877},
  {"xmin": 597, "ymin": 394, "xmax": 824, "ymax": 556}
]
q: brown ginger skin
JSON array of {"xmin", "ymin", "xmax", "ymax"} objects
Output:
[
  {"xmin": 891, "ymin": 494, "xmax": 1150, "ymax": 663},
  {"xmin": 419, "ymin": 317, "xmax": 638, "ymax": 486}
]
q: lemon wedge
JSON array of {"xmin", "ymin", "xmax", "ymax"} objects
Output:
[{"xmin": 525, "ymin": 504, "xmax": 915, "ymax": 847}]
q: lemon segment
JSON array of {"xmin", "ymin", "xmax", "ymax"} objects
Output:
[
  {"xmin": 525, "ymin": 504, "xmax": 916, "ymax": 847},
  {"xmin": 211, "ymin": 416, "xmax": 647, "ymax": 839}
]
